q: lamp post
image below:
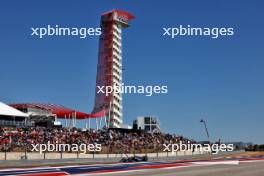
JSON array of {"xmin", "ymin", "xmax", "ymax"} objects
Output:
[{"xmin": 200, "ymin": 119, "xmax": 210, "ymax": 143}]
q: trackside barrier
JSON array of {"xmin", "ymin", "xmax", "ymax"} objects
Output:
[{"xmin": 0, "ymin": 150, "xmax": 211, "ymax": 161}]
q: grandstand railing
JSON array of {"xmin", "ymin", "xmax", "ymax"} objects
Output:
[{"xmin": 0, "ymin": 120, "xmax": 33, "ymax": 127}]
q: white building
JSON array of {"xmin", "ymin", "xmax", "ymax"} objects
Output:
[{"xmin": 133, "ymin": 116, "xmax": 161, "ymax": 133}]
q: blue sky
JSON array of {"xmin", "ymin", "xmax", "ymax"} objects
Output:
[{"xmin": 0, "ymin": 0, "xmax": 264, "ymax": 143}]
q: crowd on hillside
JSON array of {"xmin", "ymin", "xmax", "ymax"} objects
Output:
[
  {"xmin": 246, "ymin": 144, "xmax": 264, "ymax": 151},
  {"xmin": 0, "ymin": 127, "xmax": 194, "ymax": 153}
]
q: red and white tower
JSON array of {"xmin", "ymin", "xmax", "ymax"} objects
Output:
[{"xmin": 92, "ymin": 10, "xmax": 135, "ymax": 128}]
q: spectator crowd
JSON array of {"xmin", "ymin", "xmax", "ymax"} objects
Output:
[{"xmin": 0, "ymin": 126, "xmax": 194, "ymax": 153}]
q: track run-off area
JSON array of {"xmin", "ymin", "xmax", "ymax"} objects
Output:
[{"xmin": 0, "ymin": 153, "xmax": 264, "ymax": 176}]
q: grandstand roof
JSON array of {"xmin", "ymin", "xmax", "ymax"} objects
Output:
[
  {"xmin": 0, "ymin": 102, "xmax": 29, "ymax": 117},
  {"xmin": 10, "ymin": 103, "xmax": 106, "ymax": 119}
]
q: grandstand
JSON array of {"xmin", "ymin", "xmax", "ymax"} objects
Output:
[{"xmin": 0, "ymin": 125, "xmax": 193, "ymax": 153}]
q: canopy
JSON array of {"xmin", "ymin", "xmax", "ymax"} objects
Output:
[
  {"xmin": 10, "ymin": 103, "xmax": 106, "ymax": 119},
  {"xmin": 0, "ymin": 101, "xmax": 29, "ymax": 117}
]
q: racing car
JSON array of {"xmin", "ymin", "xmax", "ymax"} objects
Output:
[{"xmin": 120, "ymin": 155, "xmax": 148, "ymax": 162}]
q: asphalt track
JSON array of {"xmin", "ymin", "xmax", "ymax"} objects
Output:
[
  {"xmin": 102, "ymin": 161, "xmax": 264, "ymax": 176},
  {"xmin": 0, "ymin": 155, "xmax": 263, "ymax": 176}
]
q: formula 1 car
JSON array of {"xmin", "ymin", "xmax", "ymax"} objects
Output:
[{"xmin": 120, "ymin": 155, "xmax": 148, "ymax": 162}]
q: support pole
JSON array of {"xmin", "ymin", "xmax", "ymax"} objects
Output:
[
  {"xmin": 65, "ymin": 115, "xmax": 67, "ymax": 127},
  {"xmin": 75, "ymin": 112, "xmax": 77, "ymax": 127},
  {"xmin": 104, "ymin": 116, "xmax": 107, "ymax": 128},
  {"xmin": 88, "ymin": 118, "xmax": 91, "ymax": 129},
  {"xmin": 99, "ymin": 117, "xmax": 102, "ymax": 128},
  {"xmin": 96, "ymin": 118, "xmax": 99, "ymax": 130},
  {"xmin": 73, "ymin": 112, "xmax": 76, "ymax": 127},
  {"xmin": 68, "ymin": 114, "xmax": 71, "ymax": 128},
  {"xmin": 71, "ymin": 113, "xmax": 74, "ymax": 128},
  {"xmin": 108, "ymin": 102, "xmax": 112, "ymax": 128}
]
